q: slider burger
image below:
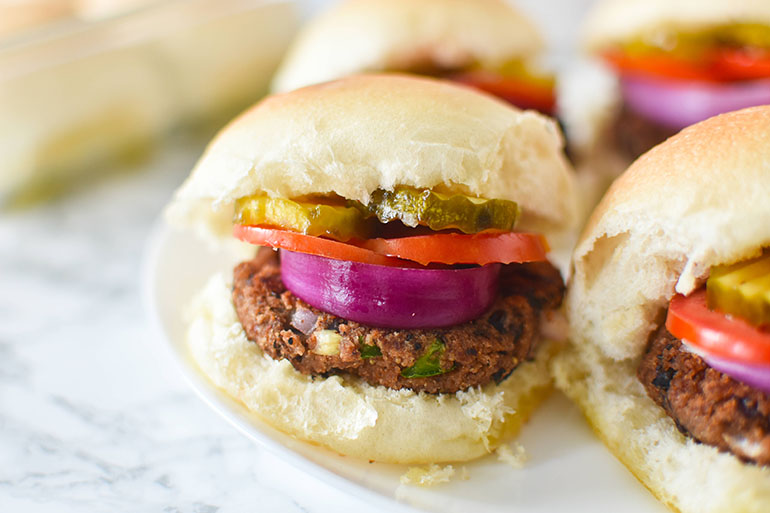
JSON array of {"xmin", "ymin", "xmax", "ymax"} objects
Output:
[
  {"xmin": 584, "ymin": 0, "xmax": 770, "ymax": 160},
  {"xmin": 553, "ymin": 106, "xmax": 770, "ymax": 512},
  {"xmin": 166, "ymin": 74, "xmax": 578, "ymax": 463},
  {"xmin": 271, "ymin": 0, "xmax": 557, "ymax": 117}
]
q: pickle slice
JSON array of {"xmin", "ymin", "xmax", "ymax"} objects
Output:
[
  {"xmin": 363, "ymin": 186, "xmax": 519, "ymax": 234},
  {"xmin": 494, "ymin": 58, "xmax": 556, "ymax": 90},
  {"xmin": 235, "ymin": 195, "xmax": 371, "ymax": 241},
  {"xmin": 235, "ymin": 187, "xmax": 518, "ymax": 240},
  {"xmin": 622, "ymin": 23, "xmax": 770, "ymax": 58},
  {"xmin": 707, "ymin": 252, "xmax": 770, "ymax": 327}
]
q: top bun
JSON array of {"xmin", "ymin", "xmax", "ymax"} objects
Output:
[
  {"xmin": 167, "ymin": 74, "xmax": 577, "ymax": 242},
  {"xmin": 271, "ymin": 0, "xmax": 543, "ymax": 93},
  {"xmin": 584, "ymin": 0, "xmax": 770, "ymax": 51},
  {"xmin": 568, "ymin": 106, "xmax": 770, "ymax": 360}
]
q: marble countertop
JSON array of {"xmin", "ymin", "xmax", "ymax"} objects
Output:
[
  {"xmin": 1, "ymin": 136, "xmax": 392, "ymax": 512},
  {"xmin": 1, "ymin": 1, "xmax": 597, "ymax": 511}
]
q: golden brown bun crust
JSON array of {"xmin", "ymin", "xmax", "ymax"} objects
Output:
[
  {"xmin": 552, "ymin": 343, "xmax": 770, "ymax": 513},
  {"xmin": 584, "ymin": 0, "xmax": 770, "ymax": 51},
  {"xmin": 568, "ymin": 106, "xmax": 770, "ymax": 360},
  {"xmin": 271, "ymin": 0, "xmax": 542, "ymax": 93},
  {"xmin": 166, "ymin": 74, "xmax": 577, "ymax": 244}
]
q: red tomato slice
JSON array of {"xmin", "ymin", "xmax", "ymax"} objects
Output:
[
  {"xmin": 666, "ymin": 289, "xmax": 770, "ymax": 365},
  {"xmin": 711, "ymin": 48, "xmax": 770, "ymax": 80},
  {"xmin": 361, "ymin": 232, "xmax": 549, "ymax": 266},
  {"xmin": 602, "ymin": 50, "xmax": 716, "ymax": 81},
  {"xmin": 233, "ymin": 225, "xmax": 408, "ymax": 267},
  {"xmin": 235, "ymin": 226, "xmax": 549, "ymax": 267},
  {"xmin": 603, "ymin": 49, "xmax": 770, "ymax": 82},
  {"xmin": 450, "ymin": 72, "xmax": 556, "ymax": 114}
]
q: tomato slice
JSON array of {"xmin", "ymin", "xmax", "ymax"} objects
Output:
[
  {"xmin": 602, "ymin": 50, "xmax": 716, "ymax": 81},
  {"xmin": 666, "ymin": 289, "xmax": 770, "ymax": 365},
  {"xmin": 711, "ymin": 48, "xmax": 770, "ymax": 80},
  {"xmin": 361, "ymin": 232, "xmax": 549, "ymax": 266},
  {"xmin": 233, "ymin": 225, "xmax": 408, "ymax": 267},
  {"xmin": 235, "ymin": 226, "xmax": 549, "ymax": 267},
  {"xmin": 450, "ymin": 72, "xmax": 556, "ymax": 114},
  {"xmin": 603, "ymin": 48, "xmax": 770, "ymax": 82}
]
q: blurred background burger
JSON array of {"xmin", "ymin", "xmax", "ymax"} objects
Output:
[
  {"xmin": 272, "ymin": 0, "xmax": 558, "ymax": 117},
  {"xmin": 584, "ymin": 0, "xmax": 770, "ymax": 161}
]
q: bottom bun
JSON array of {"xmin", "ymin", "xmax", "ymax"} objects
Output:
[
  {"xmin": 186, "ymin": 272, "xmax": 556, "ymax": 464},
  {"xmin": 551, "ymin": 342, "xmax": 770, "ymax": 513}
]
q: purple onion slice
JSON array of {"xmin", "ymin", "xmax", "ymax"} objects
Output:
[
  {"xmin": 280, "ymin": 249, "xmax": 500, "ymax": 329},
  {"xmin": 685, "ymin": 340, "xmax": 770, "ymax": 395},
  {"xmin": 621, "ymin": 75, "xmax": 770, "ymax": 130}
]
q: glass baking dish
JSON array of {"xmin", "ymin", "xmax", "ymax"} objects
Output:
[{"xmin": 0, "ymin": 0, "xmax": 298, "ymax": 204}]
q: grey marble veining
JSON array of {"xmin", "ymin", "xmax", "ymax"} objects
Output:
[{"xmin": 0, "ymin": 136, "xmax": 380, "ymax": 512}]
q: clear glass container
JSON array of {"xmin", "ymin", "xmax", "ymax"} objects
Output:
[{"xmin": 0, "ymin": 0, "xmax": 298, "ymax": 204}]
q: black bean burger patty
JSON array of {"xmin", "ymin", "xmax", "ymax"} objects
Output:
[
  {"xmin": 232, "ymin": 250, "xmax": 564, "ymax": 394},
  {"xmin": 638, "ymin": 326, "xmax": 770, "ymax": 465},
  {"xmin": 614, "ymin": 105, "xmax": 678, "ymax": 161}
]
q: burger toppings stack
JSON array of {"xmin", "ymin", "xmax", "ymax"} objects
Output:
[
  {"xmin": 640, "ymin": 252, "xmax": 770, "ymax": 464},
  {"xmin": 166, "ymin": 74, "xmax": 577, "ymax": 464},
  {"xmin": 585, "ymin": 0, "xmax": 770, "ymax": 158},
  {"xmin": 271, "ymin": 0, "xmax": 557, "ymax": 116},
  {"xmin": 230, "ymin": 186, "xmax": 564, "ymax": 394}
]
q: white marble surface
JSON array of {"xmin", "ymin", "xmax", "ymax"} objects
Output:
[
  {"xmin": 1, "ymin": 1, "xmax": 598, "ymax": 512},
  {"xmin": 1, "ymin": 137, "xmax": 392, "ymax": 513}
]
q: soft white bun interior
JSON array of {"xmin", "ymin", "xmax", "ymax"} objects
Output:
[
  {"xmin": 552, "ymin": 343, "xmax": 770, "ymax": 513},
  {"xmin": 187, "ymin": 272, "xmax": 556, "ymax": 464},
  {"xmin": 584, "ymin": 0, "xmax": 770, "ymax": 51},
  {"xmin": 271, "ymin": 0, "xmax": 542, "ymax": 93},
  {"xmin": 166, "ymin": 74, "xmax": 577, "ymax": 244},
  {"xmin": 568, "ymin": 106, "xmax": 770, "ymax": 361}
]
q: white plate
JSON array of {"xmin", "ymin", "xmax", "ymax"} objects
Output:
[{"xmin": 142, "ymin": 220, "xmax": 669, "ymax": 513}]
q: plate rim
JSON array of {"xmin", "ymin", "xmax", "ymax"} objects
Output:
[{"xmin": 140, "ymin": 219, "xmax": 427, "ymax": 513}]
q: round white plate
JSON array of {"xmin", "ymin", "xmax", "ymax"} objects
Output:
[{"xmin": 142, "ymin": 220, "xmax": 669, "ymax": 513}]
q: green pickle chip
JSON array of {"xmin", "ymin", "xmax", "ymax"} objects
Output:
[
  {"xmin": 493, "ymin": 58, "xmax": 555, "ymax": 89},
  {"xmin": 401, "ymin": 338, "xmax": 454, "ymax": 379},
  {"xmin": 363, "ymin": 186, "xmax": 519, "ymax": 234},
  {"xmin": 707, "ymin": 252, "xmax": 770, "ymax": 327},
  {"xmin": 622, "ymin": 23, "xmax": 770, "ymax": 58},
  {"xmin": 235, "ymin": 195, "xmax": 371, "ymax": 241},
  {"xmin": 234, "ymin": 186, "xmax": 518, "ymax": 241}
]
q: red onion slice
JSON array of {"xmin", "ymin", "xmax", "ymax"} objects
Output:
[
  {"xmin": 621, "ymin": 75, "xmax": 770, "ymax": 130},
  {"xmin": 280, "ymin": 249, "xmax": 501, "ymax": 329},
  {"xmin": 290, "ymin": 307, "xmax": 318, "ymax": 335},
  {"xmin": 684, "ymin": 341, "xmax": 770, "ymax": 395}
]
